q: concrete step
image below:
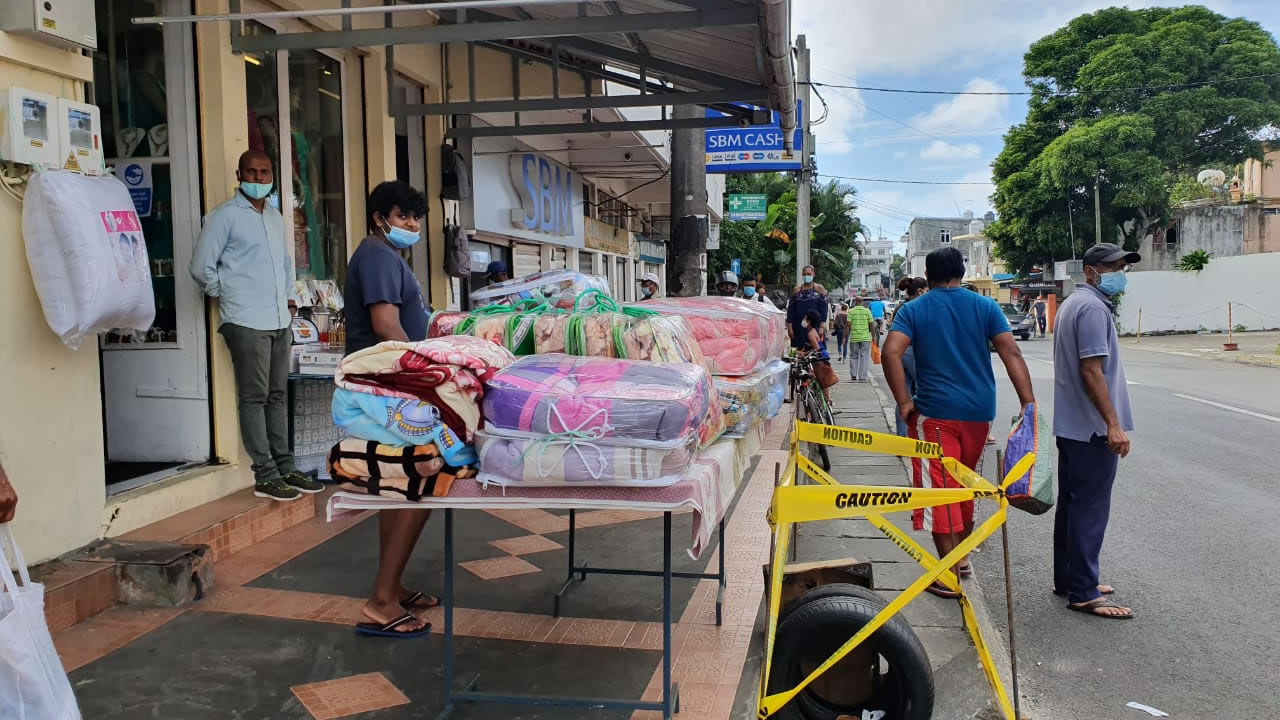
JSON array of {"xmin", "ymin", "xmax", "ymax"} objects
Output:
[{"xmin": 32, "ymin": 487, "xmax": 329, "ymax": 633}]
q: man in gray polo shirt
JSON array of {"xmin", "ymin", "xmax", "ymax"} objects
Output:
[{"xmin": 1052, "ymin": 242, "xmax": 1139, "ymax": 619}]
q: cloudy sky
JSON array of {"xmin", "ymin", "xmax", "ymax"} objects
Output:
[{"xmin": 793, "ymin": 0, "xmax": 1280, "ymax": 250}]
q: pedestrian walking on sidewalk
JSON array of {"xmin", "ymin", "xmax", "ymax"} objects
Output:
[
  {"xmin": 847, "ymin": 297, "xmax": 874, "ymax": 381},
  {"xmin": 833, "ymin": 304, "xmax": 849, "ymax": 361},
  {"xmin": 1033, "ymin": 294, "xmax": 1048, "ymax": 338},
  {"xmin": 882, "ymin": 248, "xmax": 1036, "ymax": 597},
  {"xmin": 892, "ymin": 277, "xmax": 927, "ymax": 436},
  {"xmin": 191, "ymin": 149, "xmax": 324, "ymax": 503},
  {"xmin": 1051, "ymin": 242, "xmax": 1139, "ymax": 620}
]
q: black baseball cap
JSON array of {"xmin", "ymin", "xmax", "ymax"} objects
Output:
[{"xmin": 1082, "ymin": 242, "xmax": 1141, "ymax": 267}]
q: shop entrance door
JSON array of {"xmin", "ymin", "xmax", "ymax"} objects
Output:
[
  {"xmin": 394, "ymin": 74, "xmax": 431, "ymax": 303},
  {"xmin": 96, "ymin": 0, "xmax": 210, "ymax": 493}
]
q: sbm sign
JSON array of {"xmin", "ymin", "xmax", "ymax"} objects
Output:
[{"xmin": 509, "ymin": 153, "xmax": 575, "ymax": 237}]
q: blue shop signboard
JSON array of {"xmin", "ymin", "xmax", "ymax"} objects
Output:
[{"xmin": 704, "ymin": 101, "xmax": 803, "ymax": 173}]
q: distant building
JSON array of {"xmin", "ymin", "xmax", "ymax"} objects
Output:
[
  {"xmin": 852, "ymin": 234, "xmax": 895, "ymax": 293},
  {"xmin": 905, "ymin": 211, "xmax": 995, "ymax": 278},
  {"xmin": 1137, "ymin": 149, "xmax": 1280, "ymax": 271}
]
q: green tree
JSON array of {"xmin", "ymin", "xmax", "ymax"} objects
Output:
[
  {"xmin": 988, "ymin": 6, "xmax": 1280, "ymax": 274},
  {"xmin": 710, "ymin": 175, "xmax": 863, "ymax": 289}
]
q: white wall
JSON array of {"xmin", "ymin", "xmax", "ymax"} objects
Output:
[{"xmin": 1116, "ymin": 252, "xmax": 1280, "ymax": 334}]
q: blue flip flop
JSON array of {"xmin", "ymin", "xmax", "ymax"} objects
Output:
[{"xmin": 355, "ymin": 613, "xmax": 432, "ymax": 639}]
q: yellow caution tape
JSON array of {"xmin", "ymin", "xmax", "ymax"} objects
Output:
[{"xmin": 758, "ymin": 421, "xmax": 1027, "ymax": 720}]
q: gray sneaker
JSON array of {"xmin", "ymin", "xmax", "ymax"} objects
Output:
[
  {"xmin": 254, "ymin": 477, "xmax": 302, "ymax": 502},
  {"xmin": 281, "ymin": 471, "xmax": 325, "ymax": 495}
]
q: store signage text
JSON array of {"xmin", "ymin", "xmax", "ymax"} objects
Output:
[
  {"xmin": 510, "ymin": 153, "xmax": 575, "ymax": 237},
  {"xmin": 584, "ymin": 217, "xmax": 632, "ymax": 255}
]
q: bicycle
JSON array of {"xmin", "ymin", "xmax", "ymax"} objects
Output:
[{"xmin": 786, "ymin": 353, "xmax": 833, "ymax": 471}]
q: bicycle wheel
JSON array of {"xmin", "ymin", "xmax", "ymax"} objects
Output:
[{"xmin": 801, "ymin": 387, "xmax": 831, "ymax": 472}]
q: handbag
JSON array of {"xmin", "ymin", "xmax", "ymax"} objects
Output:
[
  {"xmin": 871, "ymin": 340, "xmax": 882, "ymax": 365},
  {"xmin": 0, "ymin": 524, "xmax": 82, "ymax": 720},
  {"xmin": 813, "ymin": 359, "xmax": 839, "ymax": 389},
  {"xmin": 1003, "ymin": 403, "xmax": 1055, "ymax": 514}
]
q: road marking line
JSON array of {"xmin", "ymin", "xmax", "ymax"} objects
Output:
[
  {"xmin": 1026, "ymin": 357, "xmax": 1053, "ymax": 365},
  {"xmin": 1171, "ymin": 393, "xmax": 1280, "ymax": 423},
  {"xmin": 1127, "ymin": 380, "xmax": 1142, "ymax": 386}
]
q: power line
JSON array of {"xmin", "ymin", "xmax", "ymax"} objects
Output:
[
  {"xmin": 816, "ymin": 128, "xmax": 1009, "ymax": 145},
  {"xmin": 821, "ymin": 173, "xmax": 992, "ymax": 186},
  {"xmin": 808, "ymin": 72, "xmax": 1280, "ymax": 96}
]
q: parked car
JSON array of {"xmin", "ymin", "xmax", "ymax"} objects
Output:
[{"xmin": 1000, "ymin": 302, "xmax": 1035, "ymax": 341}]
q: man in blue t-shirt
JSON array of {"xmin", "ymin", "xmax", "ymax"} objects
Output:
[
  {"xmin": 882, "ymin": 247, "xmax": 1035, "ymax": 597},
  {"xmin": 342, "ymin": 180, "xmax": 438, "ymax": 639},
  {"xmin": 869, "ymin": 297, "xmax": 886, "ymax": 340}
]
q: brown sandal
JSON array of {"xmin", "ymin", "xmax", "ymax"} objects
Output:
[{"xmin": 1067, "ymin": 597, "xmax": 1134, "ymax": 619}]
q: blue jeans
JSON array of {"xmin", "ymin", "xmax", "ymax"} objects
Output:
[{"xmin": 1053, "ymin": 435, "xmax": 1119, "ymax": 604}]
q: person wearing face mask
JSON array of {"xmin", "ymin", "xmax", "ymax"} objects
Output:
[
  {"xmin": 342, "ymin": 180, "xmax": 440, "ymax": 638},
  {"xmin": 1050, "ymin": 242, "xmax": 1140, "ymax": 620},
  {"xmin": 344, "ymin": 180, "xmax": 430, "ymax": 355},
  {"xmin": 787, "ymin": 265, "xmax": 828, "ymax": 349},
  {"xmin": 741, "ymin": 276, "xmax": 776, "ymax": 308},
  {"xmin": 637, "ymin": 271, "xmax": 661, "ymax": 301},
  {"xmin": 192, "ymin": 150, "xmax": 323, "ymax": 502}
]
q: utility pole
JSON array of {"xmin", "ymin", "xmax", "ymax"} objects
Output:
[
  {"xmin": 1094, "ymin": 171, "xmax": 1102, "ymax": 245},
  {"xmin": 795, "ymin": 34, "xmax": 811, "ymax": 285},
  {"xmin": 668, "ymin": 104, "xmax": 708, "ymax": 296}
]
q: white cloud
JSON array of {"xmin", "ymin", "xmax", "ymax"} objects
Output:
[
  {"xmin": 910, "ymin": 78, "xmax": 1010, "ymax": 133},
  {"xmin": 920, "ymin": 140, "xmax": 984, "ymax": 161},
  {"xmin": 794, "ymin": 0, "xmax": 1241, "ymax": 77}
]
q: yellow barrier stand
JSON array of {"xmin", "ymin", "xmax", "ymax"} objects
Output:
[{"xmin": 758, "ymin": 421, "xmax": 1034, "ymax": 720}]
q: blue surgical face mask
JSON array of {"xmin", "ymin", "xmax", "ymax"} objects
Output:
[
  {"xmin": 386, "ymin": 224, "xmax": 421, "ymax": 248},
  {"xmin": 1097, "ymin": 270, "xmax": 1127, "ymax": 296},
  {"xmin": 642, "ymin": 285, "xmax": 654, "ymax": 298},
  {"xmin": 240, "ymin": 181, "xmax": 273, "ymax": 200},
  {"xmin": 803, "ymin": 274, "xmax": 814, "ymax": 284}
]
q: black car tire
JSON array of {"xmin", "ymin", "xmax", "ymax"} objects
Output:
[
  {"xmin": 779, "ymin": 583, "xmax": 887, "ymax": 622},
  {"xmin": 765, "ymin": 592, "xmax": 934, "ymax": 720}
]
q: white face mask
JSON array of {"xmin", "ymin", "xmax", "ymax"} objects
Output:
[{"xmin": 801, "ymin": 320, "xmax": 810, "ymax": 329}]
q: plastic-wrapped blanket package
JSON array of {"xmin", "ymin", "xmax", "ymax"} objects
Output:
[
  {"xmin": 471, "ymin": 270, "xmax": 609, "ymax": 308},
  {"xmin": 328, "ymin": 437, "xmax": 476, "ymax": 501},
  {"xmin": 335, "ymin": 336, "xmax": 515, "ymax": 440},
  {"xmin": 528, "ymin": 311, "xmax": 704, "ymax": 366},
  {"xmin": 631, "ymin": 297, "xmax": 785, "ymax": 375},
  {"xmin": 23, "ymin": 171, "xmax": 156, "ymax": 349},
  {"xmin": 715, "ymin": 360, "xmax": 788, "ymax": 438},
  {"xmin": 482, "ymin": 354, "xmax": 724, "ymax": 450},
  {"xmin": 428, "ymin": 311, "xmax": 468, "ymax": 338},
  {"xmin": 474, "ymin": 429, "xmax": 694, "ymax": 487}
]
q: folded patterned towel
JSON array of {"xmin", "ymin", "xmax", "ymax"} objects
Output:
[{"xmin": 331, "ymin": 388, "xmax": 477, "ymax": 466}]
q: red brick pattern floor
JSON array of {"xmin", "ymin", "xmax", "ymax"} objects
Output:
[
  {"xmin": 53, "ymin": 423, "xmax": 788, "ymax": 720},
  {"xmin": 291, "ymin": 672, "xmax": 410, "ymax": 719}
]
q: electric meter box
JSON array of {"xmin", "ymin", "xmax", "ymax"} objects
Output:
[
  {"xmin": 0, "ymin": 86, "xmax": 61, "ymax": 168},
  {"xmin": 0, "ymin": 0, "xmax": 98, "ymax": 51},
  {"xmin": 56, "ymin": 98, "xmax": 104, "ymax": 174}
]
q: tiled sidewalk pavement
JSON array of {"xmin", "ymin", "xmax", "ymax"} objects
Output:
[{"xmin": 55, "ymin": 422, "xmax": 790, "ymax": 720}]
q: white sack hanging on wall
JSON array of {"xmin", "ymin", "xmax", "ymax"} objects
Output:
[{"xmin": 22, "ymin": 170, "xmax": 156, "ymax": 349}]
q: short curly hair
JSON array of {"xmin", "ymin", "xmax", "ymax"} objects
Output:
[{"xmin": 366, "ymin": 180, "xmax": 427, "ymax": 232}]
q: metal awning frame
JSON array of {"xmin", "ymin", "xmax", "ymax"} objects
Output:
[{"xmin": 139, "ymin": 0, "xmax": 792, "ymax": 140}]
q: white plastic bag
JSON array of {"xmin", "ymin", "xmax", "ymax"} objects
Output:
[
  {"xmin": 0, "ymin": 524, "xmax": 82, "ymax": 720},
  {"xmin": 23, "ymin": 170, "xmax": 156, "ymax": 349}
]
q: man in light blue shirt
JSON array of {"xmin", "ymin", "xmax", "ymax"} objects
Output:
[
  {"xmin": 869, "ymin": 296, "xmax": 886, "ymax": 339},
  {"xmin": 1052, "ymin": 242, "xmax": 1138, "ymax": 619},
  {"xmin": 191, "ymin": 150, "xmax": 322, "ymax": 502}
]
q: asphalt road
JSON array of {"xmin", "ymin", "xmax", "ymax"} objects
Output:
[{"xmin": 970, "ymin": 337, "xmax": 1280, "ymax": 719}]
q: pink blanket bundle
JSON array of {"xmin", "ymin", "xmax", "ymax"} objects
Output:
[{"xmin": 629, "ymin": 297, "xmax": 786, "ymax": 375}]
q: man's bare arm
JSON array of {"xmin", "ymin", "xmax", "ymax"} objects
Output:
[{"xmin": 1080, "ymin": 356, "xmax": 1130, "ymax": 457}]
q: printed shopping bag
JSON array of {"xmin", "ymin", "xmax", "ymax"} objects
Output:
[
  {"xmin": 0, "ymin": 524, "xmax": 82, "ymax": 720},
  {"xmin": 1002, "ymin": 403, "xmax": 1055, "ymax": 515}
]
